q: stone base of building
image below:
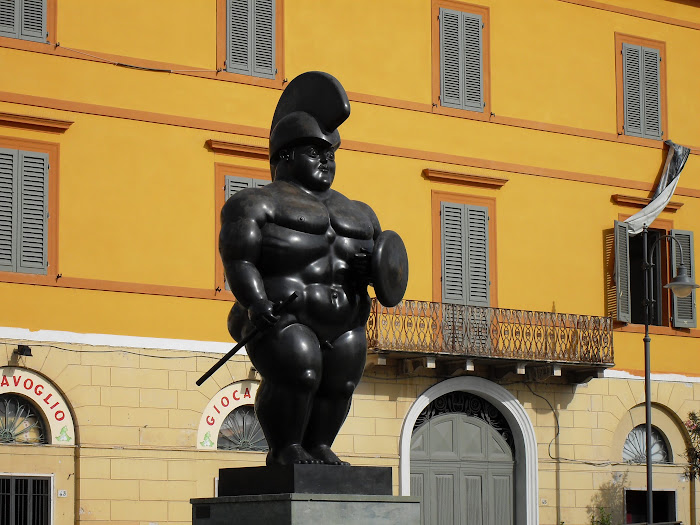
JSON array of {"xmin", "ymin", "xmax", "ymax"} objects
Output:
[{"xmin": 191, "ymin": 493, "xmax": 421, "ymax": 525}]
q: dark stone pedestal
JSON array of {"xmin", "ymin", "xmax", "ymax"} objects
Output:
[
  {"xmin": 218, "ymin": 464, "xmax": 392, "ymax": 496},
  {"xmin": 191, "ymin": 465, "xmax": 420, "ymax": 525}
]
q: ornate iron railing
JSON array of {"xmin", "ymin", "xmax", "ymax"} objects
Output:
[{"xmin": 366, "ymin": 300, "xmax": 614, "ymax": 365}]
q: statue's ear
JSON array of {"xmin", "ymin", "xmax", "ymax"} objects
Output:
[{"xmin": 278, "ymin": 148, "xmax": 292, "ymax": 161}]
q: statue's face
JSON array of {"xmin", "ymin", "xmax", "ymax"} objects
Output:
[{"xmin": 284, "ymin": 143, "xmax": 336, "ymax": 192}]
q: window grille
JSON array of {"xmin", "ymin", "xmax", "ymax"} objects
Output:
[{"xmin": 0, "ymin": 476, "xmax": 51, "ymax": 525}]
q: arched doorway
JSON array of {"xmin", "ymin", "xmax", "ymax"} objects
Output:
[
  {"xmin": 400, "ymin": 376, "xmax": 538, "ymax": 525},
  {"xmin": 411, "ymin": 405, "xmax": 515, "ymax": 525}
]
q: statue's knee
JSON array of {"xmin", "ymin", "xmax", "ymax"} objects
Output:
[{"xmin": 296, "ymin": 369, "xmax": 320, "ymax": 391}]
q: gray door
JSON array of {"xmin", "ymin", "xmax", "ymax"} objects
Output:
[{"xmin": 411, "ymin": 413, "xmax": 514, "ymax": 525}]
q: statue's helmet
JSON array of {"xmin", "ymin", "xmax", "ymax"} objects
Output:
[{"xmin": 269, "ymin": 71, "xmax": 351, "ymax": 161}]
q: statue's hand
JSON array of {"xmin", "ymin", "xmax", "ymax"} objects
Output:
[
  {"xmin": 351, "ymin": 248, "xmax": 373, "ymax": 285},
  {"xmin": 247, "ymin": 299, "xmax": 279, "ymax": 331}
]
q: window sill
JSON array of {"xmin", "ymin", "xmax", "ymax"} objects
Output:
[{"xmin": 615, "ymin": 323, "xmax": 700, "ymax": 338}]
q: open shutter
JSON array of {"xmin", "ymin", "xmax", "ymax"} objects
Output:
[
  {"xmin": 461, "ymin": 12, "xmax": 483, "ymax": 112},
  {"xmin": 641, "ymin": 47, "xmax": 662, "ymax": 140},
  {"xmin": 671, "ymin": 230, "xmax": 696, "ymax": 328},
  {"xmin": 0, "ymin": 148, "xmax": 18, "ymax": 272},
  {"xmin": 465, "ymin": 205, "xmax": 489, "ymax": 306},
  {"xmin": 227, "ymin": 0, "xmax": 251, "ymax": 75},
  {"xmin": 251, "ymin": 0, "xmax": 275, "ymax": 79},
  {"xmin": 0, "ymin": 0, "xmax": 18, "ymax": 37},
  {"xmin": 441, "ymin": 202, "xmax": 467, "ymax": 304},
  {"xmin": 614, "ymin": 221, "xmax": 632, "ymax": 323},
  {"xmin": 17, "ymin": 150, "xmax": 48, "ymax": 274},
  {"xmin": 440, "ymin": 8, "xmax": 463, "ymax": 109},
  {"xmin": 622, "ymin": 43, "xmax": 643, "ymax": 138},
  {"xmin": 19, "ymin": 0, "xmax": 45, "ymax": 42}
]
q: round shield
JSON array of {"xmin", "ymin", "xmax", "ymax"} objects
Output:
[{"xmin": 371, "ymin": 230, "xmax": 409, "ymax": 308}]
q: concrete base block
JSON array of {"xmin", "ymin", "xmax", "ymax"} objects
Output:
[{"xmin": 191, "ymin": 493, "xmax": 421, "ymax": 525}]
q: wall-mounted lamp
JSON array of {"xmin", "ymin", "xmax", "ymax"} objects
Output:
[{"xmin": 15, "ymin": 345, "xmax": 32, "ymax": 357}]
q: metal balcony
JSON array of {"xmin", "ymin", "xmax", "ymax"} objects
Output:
[{"xmin": 366, "ymin": 299, "xmax": 614, "ymax": 381}]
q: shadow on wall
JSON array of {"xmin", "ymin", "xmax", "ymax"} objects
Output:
[{"xmin": 587, "ymin": 471, "xmax": 628, "ymax": 525}]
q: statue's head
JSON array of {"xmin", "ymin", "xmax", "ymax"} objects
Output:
[{"xmin": 269, "ymin": 72, "xmax": 350, "ymax": 188}]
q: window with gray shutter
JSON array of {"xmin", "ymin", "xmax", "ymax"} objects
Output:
[
  {"xmin": 670, "ymin": 229, "xmax": 696, "ymax": 328},
  {"xmin": 226, "ymin": 0, "xmax": 276, "ymax": 79},
  {"xmin": 223, "ymin": 175, "xmax": 269, "ymax": 290},
  {"xmin": 441, "ymin": 202, "xmax": 489, "ymax": 306},
  {"xmin": 0, "ymin": 0, "xmax": 47, "ymax": 43},
  {"xmin": 622, "ymin": 42, "xmax": 662, "ymax": 140},
  {"xmin": 439, "ymin": 8, "xmax": 484, "ymax": 112},
  {"xmin": 614, "ymin": 220, "xmax": 631, "ymax": 323},
  {"xmin": 0, "ymin": 147, "xmax": 48, "ymax": 275}
]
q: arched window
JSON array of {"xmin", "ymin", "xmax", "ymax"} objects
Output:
[
  {"xmin": 217, "ymin": 405, "xmax": 268, "ymax": 452},
  {"xmin": 622, "ymin": 424, "xmax": 670, "ymax": 464},
  {"xmin": 0, "ymin": 394, "xmax": 48, "ymax": 444}
]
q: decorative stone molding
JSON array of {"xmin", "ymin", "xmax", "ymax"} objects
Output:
[
  {"xmin": 0, "ymin": 112, "xmax": 73, "ymax": 133},
  {"xmin": 399, "ymin": 376, "xmax": 539, "ymax": 525},
  {"xmin": 197, "ymin": 380, "xmax": 259, "ymax": 450},
  {"xmin": 206, "ymin": 139, "xmax": 268, "ymax": 160},
  {"xmin": 612, "ymin": 193, "xmax": 683, "ymax": 212},
  {"xmin": 0, "ymin": 367, "xmax": 76, "ymax": 445},
  {"xmin": 422, "ymin": 168, "xmax": 508, "ymax": 189}
]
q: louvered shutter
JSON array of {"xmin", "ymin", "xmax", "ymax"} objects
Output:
[
  {"xmin": 0, "ymin": 0, "xmax": 18, "ymax": 38},
  {"xmin": 19, "ymin": 0, "xmax": 45, "ymax": 42},
  {"xmin": 251, "ymin": 0, "xmax": 275, "ymax": 79},
  {"xmin": 614, "ymin": 221, "xmax": 631, "ymax": 323},
  {"xmin": 622, "ymin": 43, "xmax": 643, "ymax": 138},
  {"xmin": 224, "ymin": 176, "xmax": 254, "ymax": 290},
  {"xmin": 641, "ymin": 47, "xmax": 662, "ymax": 140},
  {"xmin": 17, "ymin": 150, "xmax": 48, "ymax": 274},
  {"xmin": 0, "ymin": 148, "xmax": 18, "ymax": 272},
  {"xmin": 440, "ymin": 8, "xmax": 462, "ymax": 109},
  {"xmin": 442, "ymin": 202, "xmax": 467, "ymax": 304},
  {"xmin": 253, "ymin": 179, "xmax": 270, "ymax": 188},
  {"xmin": 670, "ymin": 230, "xmax": 696, "ymax": 328},
  {"xmin": 465, "ymin": 205, "xmax": 489, "ymax": 306},
  {"xmin": 461, "ymin": 12, "xmax": 483, "ymax": 112},
  {"xmin": 227, "ymin": 0, "xmax": 251, "ymax": 75}
]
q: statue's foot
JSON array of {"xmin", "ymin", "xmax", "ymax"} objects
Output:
[
  {"xmin": 307, "ymin": 444, "xmax": 349, "ymax": 466},
  {"xmin": 267, "ymin": 445, "xmax": 321, "ymax": 466}
]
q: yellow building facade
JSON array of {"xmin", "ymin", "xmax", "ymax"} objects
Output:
[{"xmin": 1, "ymin": 1, "xmax": 699, "ymax": 524}]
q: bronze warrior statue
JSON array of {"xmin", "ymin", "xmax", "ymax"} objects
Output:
[{"xmin": 219, "ymin": 71, "xmax": 408, "ymax": 466}]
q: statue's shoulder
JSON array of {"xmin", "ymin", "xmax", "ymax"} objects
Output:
[
  {"xmin": 221, "ymin": 184, "xmax": 276, "ymax": 223},
  {"xmin": 325, "ymin": 190, "xmax": 381, "ymax": 240}
]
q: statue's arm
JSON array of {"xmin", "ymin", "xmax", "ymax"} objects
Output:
[
  {"xmin": 219, "ymin": 192, "xmax": 277, "ymax": 328},
  {"xmin": 353, "ymin": 200, "xmax": 382, "ymax": 240}
]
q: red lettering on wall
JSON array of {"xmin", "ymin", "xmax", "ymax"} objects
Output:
[
  {"xmin": 244, "ymin": 388, "xmax": 251, "ymax": 399},
  {"xmin": 43, "ymin": 393, "xmax": 52, "ymax": 405},
  {"xmin": 214, "ymin": 406, "xmax": 220, "ymax": 414},
  {"xmin": 34, "ymin": 384, "xmax": 43, "ymax": 396},
  {"xmin": 221, "ymin": 396, "xmax": 229, "ymax": 407},
  {"xmin": 0, "ymin": 376, "xmax": 7, "ymax": 387},
  {"xmin": 23, "ymin": 378, "xmax": 33, "ymax": 390},
  {"xmin": 13, "ymin": 376, "xmax": 21, "ymax": 387},
  {"xmin": 55, "ymin": 411, "xmax": 65, "ymax": 421},
  {"xmin": 206, "ymin": 416, "xmax": 215, "ymax": 426},
  {"xmin": 232, "ymin": 390, "xmax": 240, "ymax": 401},
  {"xmin": 50, "ymin": 402, "xmax": 59, "ymax": 409}
]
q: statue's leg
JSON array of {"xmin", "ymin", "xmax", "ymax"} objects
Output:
[
  {"xmin": 247, "ymin": 322, "xmax": 322, "ymax": 466},
  {"xmin": 303, "ymin": 326, "xmax": 367, "ymax": 465}
]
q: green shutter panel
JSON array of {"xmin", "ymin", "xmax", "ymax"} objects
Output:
[
  {"xmin": 0, "ymin": 148, "xmax": 18, "ymax": 272},
  {"xmin": 227, "ymin": 0, "xmax": 251, "ymax": 75},
  {"xmin": 0, "ymin": 0, "xmax": 18, "ymax": 37},
  {"xmin": 461, "ymin": 12, "xmax": 483, "ymax": 112},
  {"xmin": 641, "ymin": 47, "xmax": 662, "ymax": 140},
  {"xmin": 614, "ymin": 221, "xmax": 632, "ymax": 323},
  {"xmin": 441, "ymin": 202, "xmax": 467, "ymax": 304},
  {"xmin": 670, "ymin": 230, "xmax": 696, "ymax": 328},
  {"xmin": 622, "ymin": 43, "xmax": 643, "ymax": 138},
  {"xmin": 251, "ymin": 0, "xmax": 275, "ymax": 79},
  {"xmin": 440, "ymin": 8, "xmax": 463, "ymax": 109},
  {"xmin": 465, "ymin": 205, "xmax": 489, "ymax": 306},
  {"xmin": 19, "ymin": 0, "xmax": 45, "ymax": 42},
  {"xmin": 17, "ymin": 150, "xmax": 48, "ymax": 274}
]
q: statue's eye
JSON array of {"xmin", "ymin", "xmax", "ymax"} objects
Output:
[
  {"xmin": 307, "ymin": 147, "xmax": 318, "ymax": 157},
  {"xmin": 326, "ymin": 151, "xmax": 335, "ymax": 160}
]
